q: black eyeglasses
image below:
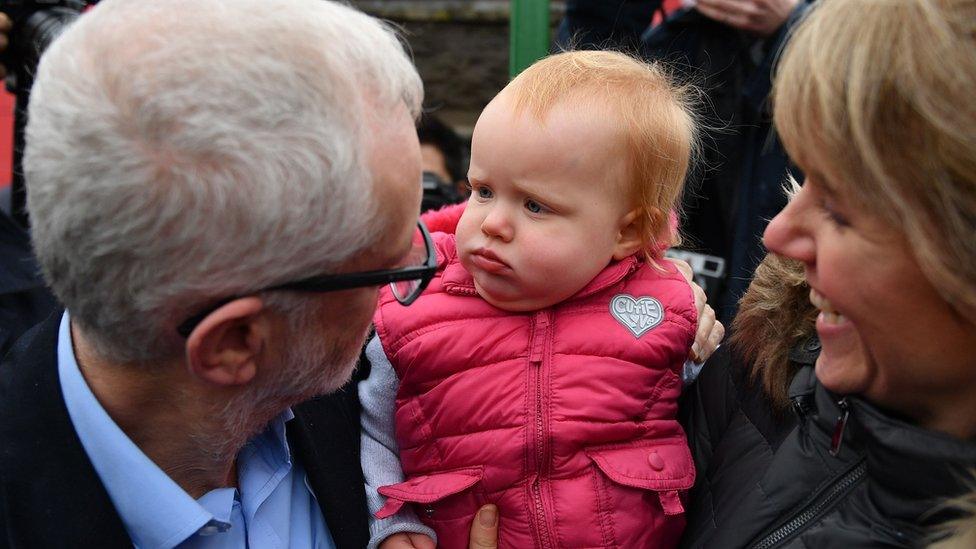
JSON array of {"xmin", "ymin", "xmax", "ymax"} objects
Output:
[{"xmin": 176, "ymin": 220, "xmax": 437, "ymax": 337}]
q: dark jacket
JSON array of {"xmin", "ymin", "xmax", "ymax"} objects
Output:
[
  {"xmin": 0, "ymin": 313, "xmax": 370, "ymax": 548},
  {"xmin": 679, "ymin": 343, "xmax": 976, "ymax": 548},
  {"xmin": 555, "ymin": 0, "xmax": 662, "ymax": 52},
  {"xmin": 0, "ymin": 211, "xmax": 57, "ymax": 359},
  {"xmin": 641, "ymin": 5, "xmax": 810, "ymax": 324}
]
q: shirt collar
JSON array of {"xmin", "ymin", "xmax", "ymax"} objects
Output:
[{"xmin": 56, "ymin": 312, "xmax": 295, "ymax": 549}]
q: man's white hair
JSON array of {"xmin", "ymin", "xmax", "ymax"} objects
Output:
[{"xmin": 25, "ymin": 0, "xmax": 423, "ymax": 362}]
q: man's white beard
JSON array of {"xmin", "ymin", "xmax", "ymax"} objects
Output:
[{"xmin": 212, "ymin": 320, "xmax": 367, "ymax": 458}]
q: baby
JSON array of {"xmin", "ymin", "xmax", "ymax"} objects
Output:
[{"xmin": 362, "ymin": 51, "xmax": 701, "ymax": 548}]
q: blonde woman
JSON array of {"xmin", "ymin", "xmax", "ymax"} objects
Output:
[{"xmin": 679, "ymin": 0, "xmax": 976, "ymax": 547}]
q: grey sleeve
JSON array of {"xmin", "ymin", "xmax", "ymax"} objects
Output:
[{"xmin": 360, "ymin": 334, "xmax": 437, "ymax": 549}]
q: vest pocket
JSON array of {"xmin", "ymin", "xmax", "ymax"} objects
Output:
[
  {"xmin": 584, "ymin": 440, "xmax": 695, "ymax": 516},
  {"xmin": 376, "ymin": 466, "xmax": 485, "ymax": 520},
  {"xmin": 377, "ymin": 467, "xmax": 487, "ymax": 548}
]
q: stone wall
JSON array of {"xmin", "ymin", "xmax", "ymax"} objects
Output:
[{"xmin": 351, "ymin": 1, "xmax": 565, "ymax": 134}]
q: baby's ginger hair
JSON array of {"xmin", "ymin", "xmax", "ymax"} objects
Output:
[{"xmin": 507, "ymin": 50, "xmax": 698, "ymax": 258}]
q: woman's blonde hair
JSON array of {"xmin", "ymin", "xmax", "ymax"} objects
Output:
[
  {"xmin": 774, "ymin": 0, "xmax": 976, "ymax": 321},
  {"xmin": 930, "ymin": 475, "xmax": 976, "ymax": 548},
  {"xmin": 507, "ymin": 50, "xmax": 700, "ymax": 260}
]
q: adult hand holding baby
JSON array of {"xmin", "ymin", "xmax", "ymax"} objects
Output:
[
  {"xmin": 671, "ymin": 258, "xmax": 725, "ymax": 363},
  {"xmin": 378, "ymin": 505, "xmax": 498, "ymax": 548},
  {"xmin": 379, "ymin": 532, "xmax": 436, "ymax": 549}
]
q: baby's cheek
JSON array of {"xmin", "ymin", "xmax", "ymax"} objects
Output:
[{"xmin": 454, "ymin": 213, "xmax": 477, "ymax": 247}]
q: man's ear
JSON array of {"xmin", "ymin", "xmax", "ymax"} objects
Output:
[
  {"xmin": 184, "ymin": 297, "xmax": 269, "ymax": 387},
  {"xmin": 612, "ymin": 209, "xmax": 644, "ymax": 261}
]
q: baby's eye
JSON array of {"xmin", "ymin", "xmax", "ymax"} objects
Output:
[
  {"xmin": 476, "ymin": 186, "xmax": 493, "ymax": 200},
  {"xmin": 525, "ymin": 199, "xmax": 547, "ymax": 214}
]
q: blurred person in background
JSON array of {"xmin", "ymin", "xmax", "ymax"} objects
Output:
[
  {"xmin": 642, "ymin": 0, "xmax": 812, "ymax": 323},
  {"xmin": 0, "ymin": 12, "xmax": 58, "ymax": 359},
  {"xmin": 0, "ymin": 206, "xmax": 57, "ymax": 358},
  {"xmin": 556, "ymin": 0, "xmax": 663, "ymax": 52},
  {"xmin": 418, "ymin": 113, "xmax": 467, "ymax": 213}
]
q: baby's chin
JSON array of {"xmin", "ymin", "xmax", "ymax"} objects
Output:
[{"xmin": 471, "ymin": 276, "xmax": 555, "ymax": 313}]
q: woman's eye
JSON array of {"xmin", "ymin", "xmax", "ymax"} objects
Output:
[
  {"xmin": 819, "ymin": 199, "xmax": 850, "ymax": 228},
  {"xmin": 525, "ymin": 199, "xmax": 545, "ymax": 214}
]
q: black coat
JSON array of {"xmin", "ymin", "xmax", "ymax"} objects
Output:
[
  {"xmin": 555, "ymin": 0, "xmax": 662, "ymax": 52},
  {"xmin": 680, "ymin": 343, "xmax": 976, "ymax": 548},
  {"xmin": 0, "ymin": 211, "xmax": 57, "ymax": 359},
  {"xmin": 0, "ymin": 313, "xmax": 370, "ymax": 548}
]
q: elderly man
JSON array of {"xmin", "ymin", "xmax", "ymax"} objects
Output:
[{"xmin": 0, "ymin": 0, "xmax": 428, "ymax": 546}]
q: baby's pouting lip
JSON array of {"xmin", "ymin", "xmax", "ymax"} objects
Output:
[{"xmin": 469, "ymin": 247, "xmax": 512, "ymax": 274}]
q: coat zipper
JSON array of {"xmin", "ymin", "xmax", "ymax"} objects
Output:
[
  {"xmin": 528, "ymin": 311, "xmax": 553, "ymax": 549},
  {"xmin": 749, "ymin": 459, "xmax": 866, "ymax": 549},
  {"xmin": 829, "ymin": 398, "xmax": 850, "ymax": 457}
]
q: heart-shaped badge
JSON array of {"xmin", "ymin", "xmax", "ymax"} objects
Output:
[{"xmin": 610, "ymin": 294, "xmax": 664, "ymax": 338}]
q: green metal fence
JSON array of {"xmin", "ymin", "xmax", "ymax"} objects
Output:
[{"xmin": 509, "ymin": 0, "xmax": 550, "ymax": 78}]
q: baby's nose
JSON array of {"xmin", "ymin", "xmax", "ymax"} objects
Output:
[{"xmin": 481, "ymin": 205, "xmax": 514, "ymax": 241}]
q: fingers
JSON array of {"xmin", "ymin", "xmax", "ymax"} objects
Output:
[
  {"xmin": 666, "ymin": 257, "xmax": 717, "ymax": 362},
  {"xmin": 696, "ymin": 0, "xmax": 751, "ymax": 28},
  {"xmin": 691, "ymin": 308, "xmax": 724, "ymax": 364},
  {"xmin": 662, "ymin": 258, "xmax": 705, "ymax": 317},
  {"xmin": 407, "ymin": 533, "xmax": 437, "ymax": 549},
  {"xmin": 469, "ymin": 505, "xmax": 499, "ymax": 549},
  {"xmin": 707, "ymin": 318, "xmax": 726, "ymax": 354},
  {"xmin": 0, "ymin": 12, "xmax": 11, "ymax": 79},
  {"xmin": 691, "ymin": 280, "xmax": 706, "ymax": 318},
  {"xmin": 379, "ymin": 533, "xmax": 415, "ymax": 549},
  {"xmin": 670, "ymin": 258, "xmax": 694, "ymax": 283},
  {"xmin": 696, "ymin": 0, "xmax": 798, "ymax": 36},
  {"xmin": 690, "ymin": 304, "xmax": 714, "ymax": 362},
  {"xmin": 0, "ymin": 13, "xmax": 10, "ymax": 54}
]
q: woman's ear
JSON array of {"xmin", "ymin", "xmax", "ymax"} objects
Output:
[
  {"xmin": 184, "ymin": 297, "xmax": 269, "ymax": 387},
  {"xmin": 612, "ymin": 209, "xmax": 645, "ymax": 260}
]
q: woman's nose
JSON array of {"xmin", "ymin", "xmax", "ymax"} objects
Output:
[
  {"xmin": 763, "ymin": 188, "xmax": 816, "ymax": 265},
  {"xmin": 481, "ymin": 204, "xmax": 514, "ymax": 242}
]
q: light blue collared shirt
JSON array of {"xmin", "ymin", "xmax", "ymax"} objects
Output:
[{"xmin": 57, "ymin": 312, "xmax": 336, "ymax": 549}]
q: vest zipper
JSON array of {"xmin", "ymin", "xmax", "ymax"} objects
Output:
[
  {"xmin": 749, "ymin": 459, "xmax": 867, "ymax": 549},
  {"xmin": 527, "ymin": 311, "xmax": 553, "ymax": 549}
]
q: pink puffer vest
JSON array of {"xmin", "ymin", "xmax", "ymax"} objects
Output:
[{"xmin": 373, "ymin": 233, "xmax": 697, "ymax": 548}]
